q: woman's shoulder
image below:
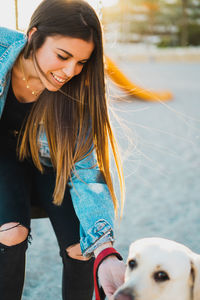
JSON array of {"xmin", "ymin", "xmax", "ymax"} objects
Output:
[{"xmin": 0, "ymin": 27, "xmax": 26, "ymax": 49}]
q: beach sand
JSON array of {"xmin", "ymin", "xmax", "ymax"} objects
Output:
[{"xmin": 22, "ymin": 61, "xmax": 200, "ymax": 299}]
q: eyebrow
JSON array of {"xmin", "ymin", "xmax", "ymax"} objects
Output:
[{"xmin": 57, "ymin": 48, "xmax": 89, "ymax": 62}]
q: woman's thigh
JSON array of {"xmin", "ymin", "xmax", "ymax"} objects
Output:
[
  {"xmin": 0, "ymin": 147, "xmax": 32, "ymax": 229},
  {"xmin": 32, "ymin": 167, "xmax": 80, "ymax": 251}
]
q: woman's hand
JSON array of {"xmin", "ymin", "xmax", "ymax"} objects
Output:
[{"xmin": 98, "ymin": 255, "xmax": 126, "ymax": 299}]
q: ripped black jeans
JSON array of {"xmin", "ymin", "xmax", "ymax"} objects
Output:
[{"xmin": 0, "ymin": 137, "xmax": 94, "ymax": 300}]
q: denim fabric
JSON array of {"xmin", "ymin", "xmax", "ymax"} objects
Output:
[{"xmin": 0, "ymin": 27, "xmax": 115, "ymax": 256}]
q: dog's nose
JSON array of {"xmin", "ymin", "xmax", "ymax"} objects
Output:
[{"xmin": 114, "ymin": 288, "xmax": 134, "ymax": 300}]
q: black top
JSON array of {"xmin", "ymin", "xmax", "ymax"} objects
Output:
[
  {"xmin": 0, "ymin": 81, "xmax": 34, "ymax": 150},
  {"xmin": 0, "ymin": 81, "xmax": 34, "ymax": 135}
]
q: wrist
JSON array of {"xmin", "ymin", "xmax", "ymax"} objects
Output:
[
  {"xmin": 94, "ymin": 242, "xmax": 113, "ymax": 258},
  {"xmin": 93, "ymin": 246, "xmax": 123, "ymax": 300}
]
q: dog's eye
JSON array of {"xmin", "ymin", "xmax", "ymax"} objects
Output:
[
  {"xmin": 128, "ymin": 259, "xmax": 137, "ymax": 270},
  {"xmin": 154, "ymin": 271, "xmax": 169, "ymax": 282}
]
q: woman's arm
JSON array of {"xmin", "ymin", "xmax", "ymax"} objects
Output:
[
  {"xmin": 70, "ymin": 151, "xmax": 126, "ymax": 298},
  {"xmin": 69, "ymin": 149, "xmax": 115, "ymax": 256}
]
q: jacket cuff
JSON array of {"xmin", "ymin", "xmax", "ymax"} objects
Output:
[{"xmin": 80, "ymin": 219, "xmax": 115, "ymax": 257}]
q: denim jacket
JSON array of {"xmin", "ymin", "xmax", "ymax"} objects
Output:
[{"xmin": 0, "ymin": 27, "xmax": 115, "ymax": 256}]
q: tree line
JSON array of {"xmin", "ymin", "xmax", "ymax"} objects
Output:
[{"xmin": 103, "ymin": 0, "xmax": 200, "ymax": 47}]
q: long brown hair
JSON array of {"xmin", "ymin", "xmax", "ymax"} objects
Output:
[{"xmin": 19, "ymin": 0, "xmax": 124, "ymax": 215}]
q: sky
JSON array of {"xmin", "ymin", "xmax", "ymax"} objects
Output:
[{"xmin": 0, "ymin": 0, "xmax": 119, "ymax": 30}]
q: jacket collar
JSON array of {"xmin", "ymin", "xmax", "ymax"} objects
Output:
[{"xmin": 0, "ymin": 29, "xmax": 27, "ymax": 94}]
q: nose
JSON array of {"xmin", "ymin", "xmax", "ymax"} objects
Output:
[
  {"xmin": 62, "ymin": 62, "xmax": 76, "ymax": 78},
  {"xmin": 114, "ymin": 288, "xmax": 134, "ymax": 300}
]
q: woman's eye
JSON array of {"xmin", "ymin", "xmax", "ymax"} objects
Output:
[
  {"xmin": 78, "ymin": 61, "xmax": 86, "ymax": 66},
  {"xmin": 57, "ymin": 54, "xmax": 68, "ymax": 60}
]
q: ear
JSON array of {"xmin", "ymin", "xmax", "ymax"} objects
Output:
[
  {"xmin": 28, "ymin": 27, "xmax": 37, "ymax": 42},
  {"xmin": 190, "ymin": 255, "xmax": 200, "ymax": 300}
]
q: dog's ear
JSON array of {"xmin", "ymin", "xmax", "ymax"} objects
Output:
[{"xmin": 190, "ymin": 255, "xmax": 200, "ymax": 300}]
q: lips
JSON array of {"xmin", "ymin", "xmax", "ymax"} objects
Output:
[{"xmin": 51, "ymin": 72, "xmax": 67, "ymax": 84}]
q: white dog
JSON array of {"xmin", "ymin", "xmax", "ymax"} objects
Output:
[{"xmin": 114, "ymin": 237, "xmax": 200, "ymax": 300}]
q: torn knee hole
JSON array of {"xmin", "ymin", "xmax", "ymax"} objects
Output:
[
  {"xmin": 0, "ymin": 223, "xmax": 29, "ymax": 246},
  {"xmin": 66, "ymin": 243, "xmax": 90, "ymax": 261},
  {"xmin": 0, "ymin": 223, "xmax": 22, "ymax": 232}
]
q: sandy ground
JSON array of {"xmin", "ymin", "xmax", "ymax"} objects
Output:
[
  {"xmin": 105, "ymin": 44, "xmax": 200, "ymax": 62},
  {"xmin": 22, "ymin": 60, "xmax": 200, "ymax": 299}
]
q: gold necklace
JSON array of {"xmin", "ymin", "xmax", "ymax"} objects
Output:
[{"xmin": 20, "ymin": 55, "xmax": 40, "ymax": 96}]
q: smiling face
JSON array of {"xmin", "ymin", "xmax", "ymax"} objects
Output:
[{"xmin": 33, "ymin": 34, "xmax": 94, "ymax": 91}]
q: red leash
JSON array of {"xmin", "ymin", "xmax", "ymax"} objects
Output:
[{"xmin": 93, "ymin": 247, "xmax": 123, "ymax": 300}]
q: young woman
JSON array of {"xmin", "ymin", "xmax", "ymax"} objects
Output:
[{"xmin": 0, "ymin": 0, "xmax": 126, "ymax": 299}]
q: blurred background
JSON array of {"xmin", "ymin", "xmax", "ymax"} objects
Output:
[
  {"xmin": 103, "ymin": 0, "xmax": 200, "ymax": 47},
  {"xmin": 2, "ymin": 0, "xmax": 200, "ymax": 48},
  {"xmin": 1, "ymin": 1, "xmax": 200, "ymax": 299}
]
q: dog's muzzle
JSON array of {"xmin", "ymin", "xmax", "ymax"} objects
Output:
[{"xmin": 114, "ymin": 288, "xmax": 135, "ymax": 300}]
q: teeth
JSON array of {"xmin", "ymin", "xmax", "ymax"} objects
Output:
[{"xmin": 52, "ymin": 73, "xmax": 65, "ymax": 83}]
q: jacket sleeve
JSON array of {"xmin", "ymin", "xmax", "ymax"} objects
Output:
[{"xmin": 69, "ymin": 150, "xmax": 115, "ymax": 257}]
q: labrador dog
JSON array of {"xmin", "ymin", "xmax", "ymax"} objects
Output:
[{"xmin": 114, "ymin": 237, "xmax": 200, "ymax": 300}]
